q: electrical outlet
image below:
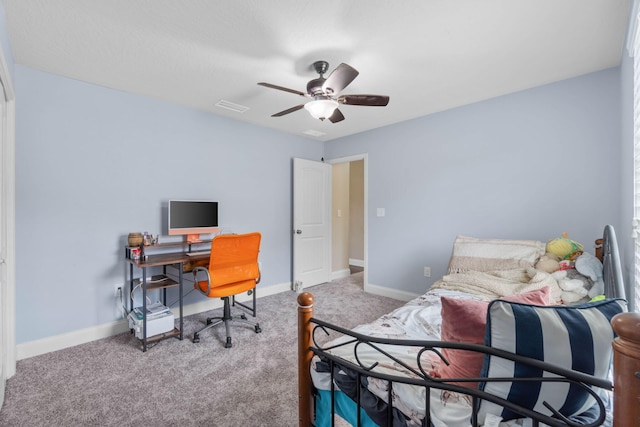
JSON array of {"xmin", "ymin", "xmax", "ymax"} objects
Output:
[
  {"xmin": 423, "ymin": 267, "xmax": 431, "ymax": 277},
  {"xmin": 113, "ymin": 284, "xmax": 126, "ymax": 319}
]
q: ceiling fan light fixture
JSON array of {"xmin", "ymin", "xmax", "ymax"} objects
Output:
[
  {"xmin": 260, "ymin": 61, "xmax": 388, "ymax": 123},
  {"xmin": 304, "ymin": 99, "xmax": 338, "ymax": 120}
]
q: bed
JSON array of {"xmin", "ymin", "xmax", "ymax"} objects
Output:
[{"xmin": 297, "ymin": 225, "xmax": 637, "ymax": 427}]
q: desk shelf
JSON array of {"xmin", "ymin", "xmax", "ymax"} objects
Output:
[
  {"xmin": 144, "ymin": 328, "xmax": 181, "ymax": 343},
  {"xmin": 138, "ymin": 239, "xmax": 212, "ymax": 255},
  {"xmin": 132, "ymin": 275, "xmax": 178, "ymax": 292}
]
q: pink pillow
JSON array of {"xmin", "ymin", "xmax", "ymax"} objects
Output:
[{"xmin": 438, "ymin": 287, "xmax": 551, "ymax": 389}]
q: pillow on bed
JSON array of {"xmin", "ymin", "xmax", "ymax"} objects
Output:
[
  {"xmin": 478, "ymin": 298, "xmax": 626, "ymax": 422},
  {"xmin": 438, "ymin": 287, "xmax": 551, "ymax": 389},
  {"xmin": 447, "ymin": 236, "xmax": 546, "ymax": 274}
]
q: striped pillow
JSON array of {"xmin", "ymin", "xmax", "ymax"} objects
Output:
[{"xmin": 478, "ymin": 298, "xmax": 626, "ymax": 422}]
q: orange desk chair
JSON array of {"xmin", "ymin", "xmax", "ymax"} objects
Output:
[{"xmin": 192, "ymin": 232, "xmax": 262, "ymax": 348}]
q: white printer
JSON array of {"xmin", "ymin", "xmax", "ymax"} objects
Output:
[{"xmin": 128, "ymin": 305, "xmax": 175, "ymax": 339}]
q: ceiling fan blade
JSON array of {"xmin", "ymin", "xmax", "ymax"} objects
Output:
[
  {"xmin": 258, "ymin": 82, "xmax": 307, "ymax": 97},
  {"xmin": 337, "ymin": 94, "xmax": 390, "ymax": 106},
  {"xmin": 271, "ymin": 104, "xmax": 305, "ymax": 117},
  {"xmin": 328, "ymin": 108, "xmax": 345, "ymax": 123},
  {"xmin": 322, "ymin": 63, "xmax": 359, "ymax": 95}
]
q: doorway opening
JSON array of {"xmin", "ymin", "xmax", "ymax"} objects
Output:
[{"xmin": 329, "ymin": 154, "xmax": 367, "ymax": 289}]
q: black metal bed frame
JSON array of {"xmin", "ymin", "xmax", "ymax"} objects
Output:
[
  {"xmin": 601, "ymin": 225, "xmax": 625, "ymax": 303},
  {"xmin": 310, "ymin": 318, "xmax": 610, "ymax": 427},
  {"xmin": 306, "ymin": 225, "xmax": 625, "ymax": 427}
]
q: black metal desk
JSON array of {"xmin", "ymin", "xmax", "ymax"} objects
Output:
[{"xmin": 126, "ymin": 250, "xmax": 210, "ymax": 351}]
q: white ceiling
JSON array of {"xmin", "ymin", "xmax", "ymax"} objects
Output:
[{"xmin": 1, "ymin": 0, "xmax": 632, "ymax": 141}]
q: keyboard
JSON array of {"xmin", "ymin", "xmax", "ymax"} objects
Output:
[{"xmin": 186, "ymin": 251, "xmax": 210, "ymax": 257}]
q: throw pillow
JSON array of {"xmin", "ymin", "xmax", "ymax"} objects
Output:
[
  {"xmin": 438, "ymin": 287, "xmax": 551, "ymax": 389},
  {"xmin": 447, "ymin": 236, "xmax": 546, "ymax": 274},
  {"xmin": 479, "ymin": 298, "xmax": 626, "ymax": 422}
]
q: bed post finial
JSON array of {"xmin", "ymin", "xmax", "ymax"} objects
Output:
[
  {"xmin": 595, "ymin": 238, "xmax": 603, "ymax": 261},
  {"xmin": 298, "ymin": 292, "xmax": 314, "ymax": 427},
  {"xmin": 611, "ymin": 312, "xmax": 640, "ymax": 426}
]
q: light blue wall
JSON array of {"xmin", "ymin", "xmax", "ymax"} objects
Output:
[
  {"xmin": 14, "ymin": 66, "xmax": 323, "ymax": 343},
  {"xmin": 12, "ymin": 65, "xmax": 626, "ymax": 343},
  {"xmin": 326, "ymin": 68, "xmax": 623, "ymax": 295},
  {"xmin": 6, "ymin": 11, "xmax": 627, "ymax": 342}
]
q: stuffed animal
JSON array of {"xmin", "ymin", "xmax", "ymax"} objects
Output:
[
  {"xmin": 546, "ymin": 232, "xmax": 584, "ymax": 260},
  {"xmin": 566, "ymin": 268, "xmax": 593, "ymax": 289},
  {"xmin": 558, "ymin": 259, "xmax": 575, "ymax": 271},
  {"xmin": 575, "ymin": 252, "xmax": 605, "ymax": 299},
  {"xmin": 535, "ymin": 252, "xmax": 561, "ymax": 273},
  {"xmin": 552, "ymin": 270, "xmax": 589, "ymax": 304}
]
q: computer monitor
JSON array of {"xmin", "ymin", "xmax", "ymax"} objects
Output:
[{"xmin": 168, "ymin": 200, "xmax": 219, "ymax": 243}]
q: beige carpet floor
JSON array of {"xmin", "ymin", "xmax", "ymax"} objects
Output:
[{"xmin": 0, "ymin": 272, "xmax": 402, "ymax": 426}]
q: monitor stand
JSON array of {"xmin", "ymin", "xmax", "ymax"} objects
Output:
[{"xmin": 186, "ymin": 234, "xmax": 202, "ymax": 243}]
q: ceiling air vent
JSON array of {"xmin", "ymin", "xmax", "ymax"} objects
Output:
[
  {"xmin": 303, "ymin": 129, "xmax": 326, "ymax": 137},
  {"xmin": 215, "ymin": 100, "xmax": 249, "ymax": 113}
]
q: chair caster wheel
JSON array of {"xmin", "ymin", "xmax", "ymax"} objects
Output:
[
  {"xmin": 193, "ymin": 334, "xmax": 200, "ymax": 343},
  {"xmin": 206, "ymin": 318, "xmax": 213, "ymax": 325},
  {"xmin": 225, "ymin": 338, "xmax": 232, "ymax": 348},
  {"xmin": 240, "ymin": 314, "xmax": 247, "ymax": 320},
  {"xmin": 255, "ymin": 324, "xmax": 262, "ymax": 333}
]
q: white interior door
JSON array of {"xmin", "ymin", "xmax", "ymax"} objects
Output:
[{"xmin": 293, "ymin": 158, "xmax": 331, "ymax": 291}]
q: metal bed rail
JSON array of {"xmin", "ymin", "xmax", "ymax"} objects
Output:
[{"xmin": 309, "ymin": 317, "xmax": 610, "ymax": 427}]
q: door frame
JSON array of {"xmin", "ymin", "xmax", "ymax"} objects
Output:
[
  {"xmin": 327, "ymin": 154, "xmax": 368, "ymax": 291},
  {"xmin": 0, "ymin": 42, "xmax": 16, "ymax": 402}
]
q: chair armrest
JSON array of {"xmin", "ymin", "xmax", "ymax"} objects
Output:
[{"xmin": 193, "ymin": 266, "xmax": 211, "ymax": 294}]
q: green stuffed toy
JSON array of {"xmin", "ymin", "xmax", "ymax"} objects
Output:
[{"xmin": 546, "ymin": 232, "xmax": 584, "ymax": 260}]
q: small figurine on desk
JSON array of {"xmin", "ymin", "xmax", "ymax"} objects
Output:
[
  {"xmin": 142, "ymin": 232, "xmax": 159, "ymax": 247},
  {"xmin": 143, "ymin": 232, "xmax": 153, "ymax": 246}
]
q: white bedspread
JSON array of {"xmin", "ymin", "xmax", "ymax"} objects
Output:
[{"xmin": 430, "ymin": 267, "xmax": 562, "ymax": 303}]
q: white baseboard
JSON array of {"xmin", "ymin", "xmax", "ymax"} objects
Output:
[
  {"xmin": 16, "ymin": 280, "xmax": 417, "ymax": 359},
  {"xmin": 331, "ymin": 268, "xmax": 351, "ymax": 281},
  {"xmin": 16, "ymin": 281, "xmax": 292, "ymax": 360},
  {"xmin": 349, "ymin": 258, "xmax": 364, "ymax": 268},
  {"xmin": 364, "ymin": 283, "xmax": 419, "ymax": 302}
]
